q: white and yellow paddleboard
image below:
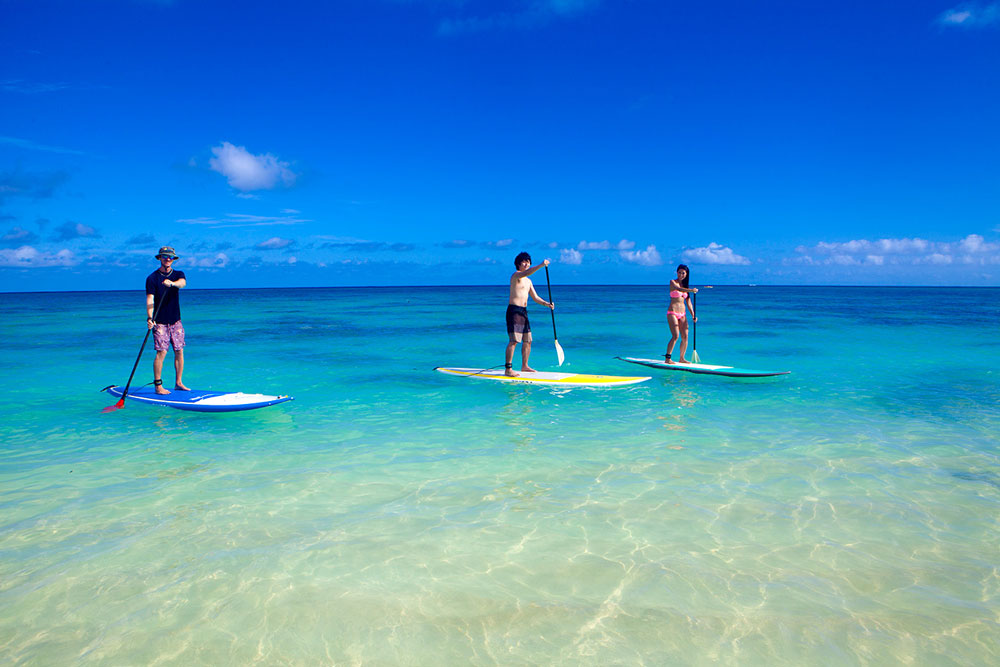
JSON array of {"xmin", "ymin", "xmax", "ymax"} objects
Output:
[{"xmin": 434, "ymin": 367, "xmax": 650, "ymax": 387}]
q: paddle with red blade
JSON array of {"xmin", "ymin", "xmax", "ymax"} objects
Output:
[{"xmin": 102, "ymin": 290, "xmax": 169, "ymax": 412}]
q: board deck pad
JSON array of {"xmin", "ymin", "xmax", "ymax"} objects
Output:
[
  {"xmin": 616, "ymin": 357, "xmax": 790, "ymax": 378},
  {"xmin": 105, "ymin": 386, "xmax": 293, "ymax": 412},
  {"xmin": 435, "ymin": 367, "xmax": 650, "ymax": 387}
]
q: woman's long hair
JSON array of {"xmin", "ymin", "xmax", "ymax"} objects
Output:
[{"xmin": 676, "ymin": 264, "xmax": 690, "ymax": 289}]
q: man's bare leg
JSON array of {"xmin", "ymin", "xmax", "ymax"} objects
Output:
[
  {"xmin": 154, "ymin": 350, "xmax": 171, "ymax": 394},
  {"xmin": 174, "ymin": 349, "xmax": 190, "ymax": 390},
  {"xmin": 521, "ymin": 335, "xmax": 536, "ymax": 372},
  {"xmin": 505, "ymin": 337, "xmax": 519, "ymax": 376}
]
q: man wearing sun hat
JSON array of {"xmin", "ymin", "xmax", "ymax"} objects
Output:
[{"xmin": 146, "ymin": 246, "xmax": 190, "ymax": 395}]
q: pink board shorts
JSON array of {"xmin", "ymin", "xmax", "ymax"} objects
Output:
[{"xmin": 153, "ymin": 320, "xmax": 185, "ymax": 351}]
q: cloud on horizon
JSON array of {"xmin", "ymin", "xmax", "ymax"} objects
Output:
[
  {"xmin": 208, "ymin": 142, "xmax": 298, "ymax": 192},
  {"xmin": 794, "ymin": 234, "xmax": 1000, "ymax": 266},
  {"xmin": 683, "ymin": 242, "xmax": 750, "ymax": 266},
  {"xmin": 192, "ymin": 252, "xmax": 230, "ymax": 268},
  {"xmin": 577, "ymin": 239, "xmax": 636, "ymax": 251},
  {"xmin": 0, "ymin": 246, "xmax": 76, "ymax": 268},
  {"xmin": 560, "ymin": 248, "xmax": 583, "ymax": 265},
  {"xmin": 257, "ymin": 237, "xmax": 296, "ymax": 250},
  {"xmin": 620, "ymin": 244, "xmax": 662, "ymax": 266}
]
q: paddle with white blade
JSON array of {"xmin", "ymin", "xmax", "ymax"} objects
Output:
[{"xmin": 543, "ymin": 266, "xmax": 565, "ymax": 366}]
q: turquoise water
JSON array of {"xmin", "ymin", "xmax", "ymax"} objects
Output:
[{"xmin": 1, "ymin": 286, "xmax": 998, "ymax": 664}]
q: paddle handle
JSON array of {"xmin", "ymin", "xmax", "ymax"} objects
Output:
[{"xmin": 544, "ymin": 265, "xmax": 558, "ymax": 339}]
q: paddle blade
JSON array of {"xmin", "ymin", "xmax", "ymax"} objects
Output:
[
  {"xmin": 102, "ymin": 399, "xmax": 124, "ymax": 413},
  {"xmin": 555, "ymin": 339, "xmax": 565, "ymax": 366},
  {"xmin": 692, "ymin": 349, "xmax": 701, "ymax": 363}
]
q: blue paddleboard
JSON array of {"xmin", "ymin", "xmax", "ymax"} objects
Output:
[
  {"xmin": 105, "ymin": 386, "xmax": 293, "ymax": 412},
  {"xmin": 616, "ymin": 356, "xmax": 789, "ymax": 378}
]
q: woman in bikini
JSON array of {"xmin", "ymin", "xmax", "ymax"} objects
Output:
[{"xmin": 666, "ymin": 264, "xmax": 697, "ymax": 364}]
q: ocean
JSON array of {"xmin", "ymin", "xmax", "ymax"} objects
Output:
[{"xmin": 1, "ymin": 285, "xmax": 998, "ymax": 664}]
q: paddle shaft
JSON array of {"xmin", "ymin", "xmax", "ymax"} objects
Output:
[
  {"xmin": 544, "ymin": 266, "xmax": 558, "ymax": 339},
  {"xmin": 116, "ymin": 288, "xmax": 171, "ymax": 405},
  {"xmin": 692, "ymin": 291, "xmax": 696, "ymax": 349}
]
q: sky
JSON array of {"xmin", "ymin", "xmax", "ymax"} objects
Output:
[{"xmin": 1, "ymin": 0, "xmax": 998, "ymax": 291}]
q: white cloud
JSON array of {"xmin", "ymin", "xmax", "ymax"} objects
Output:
[
  {"xmin": 958, "ymin": 233, "xmax": 997, "ymax": 253},
  {"xmin": 815, "ymin": 238, "xmax": 932, "ymax": 255},
  {"xmin": 578, "ymin": 240, "xmax": 610, "ymax": 250},
  {"xmin": 938, "ymin": 3, "xmax": 1000, "ymax": 27},
  {"xmin": 799, "ymin": 234, "xmax": 1000, "ymax": 266},
  {"xmin": 0, "ymin": 245, "xmax": 76, "ymax": 267},
  {"xmin": 193, "ymin": 252, "xmax": 229, "ymax": 268},
  {"xmin": 178, "ymin": 213, "xmax": 308, "ymax": 228},
  {"xmin": 560, "ymin": 248, "xmax": 583, "ymax": 265},
  {"xmin": 620, "ymin": 244, "xmax": 662, "ymax": 266},
  {"xmin": 2, "ymin": 226, "xmax": 37, "ymax": 243},
  {"xmin": 54, "ymin": 221, "xmax": 100, "ymax": 240},
  {"xmin": 209, "ymin": 142, "xmax": 297, "ymax": 192},
  {"xmin": 257, "ymin": 237, "xmax": 295, "ymax": 249},
  {"xmin": 616, "ymin": 239, "xmax": 636, "ymax": 250},
  {"xmin": 682, "ymin": 242, "xmax": 750, "ymax": 266}
]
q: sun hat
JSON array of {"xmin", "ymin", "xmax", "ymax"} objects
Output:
[{"xmin": 155, "ymin": 246, "xmax": 179, "ymax": 260}]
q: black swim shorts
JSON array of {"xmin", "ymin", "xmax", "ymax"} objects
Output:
[{"xmin": 506, "ymin": 304, "xmax": 530, "ymax": 335}]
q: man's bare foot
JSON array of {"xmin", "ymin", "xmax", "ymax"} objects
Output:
[
  {"xmin": 505, "ymin": 368, "xmax": 520, "ymax": 377},
  {"xmin": 175, "ymin": 383, "xmax": 190, "ymax": 391},
  {"xmin": 677, "ymin": 359, "xmax": 689, "ymax": 364},
  {"xmin": 665, "ymin": 359, "xmax": 677, "ymax": 365},
  {"xmin": 521, "ymin": 365, "xmax": 536, "ymax": 373},
  {"xmin": 155, "ymin": 386, "xmax": 171, "ymax": 395}
]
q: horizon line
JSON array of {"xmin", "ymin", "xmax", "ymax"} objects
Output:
[{"xmin": 3, "ymin": 283, "xmax": 999, "ymax": 296}]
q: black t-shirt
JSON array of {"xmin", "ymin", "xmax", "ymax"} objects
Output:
[{"xmin": 146, "ymin": 269, "xmax": 186, "ymax": 324}]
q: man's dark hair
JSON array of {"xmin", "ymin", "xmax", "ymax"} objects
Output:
[{"xmin": 514, "ymin": 251, "xmax": 531, "ymax": 268}]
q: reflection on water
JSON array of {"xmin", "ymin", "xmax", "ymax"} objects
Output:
[{"xmin": 0, "ymin": 286, "xmax": 998, "ymax": 663}]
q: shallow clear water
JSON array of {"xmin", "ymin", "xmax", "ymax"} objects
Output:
[{"xmin": 1, "ymin": 286, "xmax": 998, "ymax": 664}]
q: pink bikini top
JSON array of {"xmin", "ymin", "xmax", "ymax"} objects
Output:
[{"xmin": 669, "ymin": 290, "xmax": 687, "ymax": 299}]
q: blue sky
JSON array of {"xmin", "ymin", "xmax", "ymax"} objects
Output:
[{"xmin": 1, "ymin": 0, "xmax": 998, "ymax": 290}]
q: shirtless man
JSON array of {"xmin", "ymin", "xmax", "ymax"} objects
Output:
[{"xmin": 505, "ymin": 252, "xmax": 554, "ymax": 377}]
